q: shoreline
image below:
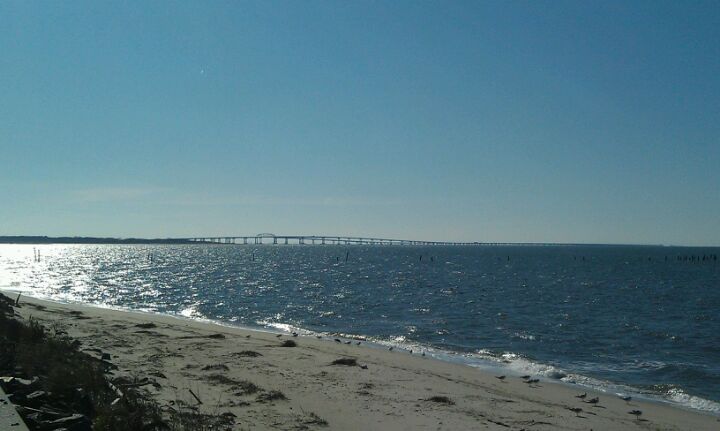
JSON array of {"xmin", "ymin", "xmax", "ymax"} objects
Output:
[
  {"xmin": 9, "ymin": 292, "xmax": 719, "ymax": 430},
  {"xmin": 7, "ymin": 289, "xmax": 720, "ymax": 417}
]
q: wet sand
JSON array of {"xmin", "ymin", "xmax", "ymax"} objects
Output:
[{"xmin": 13, "ymin": 295, "xmax": 719, "ymax": 430}]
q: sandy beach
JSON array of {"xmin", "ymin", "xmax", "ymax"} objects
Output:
[{"xmin": 10, "ymin": 294, "xmax": 718, "ymax": 430}]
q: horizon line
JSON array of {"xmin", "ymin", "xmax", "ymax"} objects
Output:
[{"xmin": 0, "ymin": 235, "xmax": 717, "ymax": 248}]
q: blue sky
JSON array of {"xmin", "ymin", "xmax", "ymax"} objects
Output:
[{"xmin": 1, "ymin": 1, "xmax": 718, "ymax": 245}]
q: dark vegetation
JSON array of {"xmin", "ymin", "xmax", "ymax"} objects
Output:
[{"xmin": 0, "ymin": 293, "xmax": 227, "ymax": 430}]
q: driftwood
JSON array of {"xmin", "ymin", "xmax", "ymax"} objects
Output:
[{"xmin": 188, "ymin": 388, "xmax": 203, "ymax": 404}]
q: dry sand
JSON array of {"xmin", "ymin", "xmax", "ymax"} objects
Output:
[{"xmin": 13, "ymin": 295, "xmax": 719, "ymax": 430}]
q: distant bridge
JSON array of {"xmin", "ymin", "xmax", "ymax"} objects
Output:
[{"xmin": 181, "ymin": 234, "xmax": 480, "ymax": 246}]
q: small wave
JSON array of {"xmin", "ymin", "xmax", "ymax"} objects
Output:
[{"xmin": 666, "ymin": 388, "xmax": 720, "ymax": 413}]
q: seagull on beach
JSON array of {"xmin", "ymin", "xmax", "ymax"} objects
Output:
[
  {"xmin": 628, "ymin": 409, "xmax": 642, "ymax": 420},
  {"xmin": 292, "ymin": 332, "xmax": 298, "ymax": 337},
  {"xmin": 567, "ymin": 407, "xmax": 583, "ymax": 417},
  {"xmin": 388, "ymin": 347, "xmax": 394, "ymax": 351}
]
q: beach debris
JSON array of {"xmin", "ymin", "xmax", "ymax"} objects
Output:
[
  {"xmin": 334, "ymin": 338, "xmax": 341, "ymax": 343},
  {"xmin": 44, "ymin": 413, "xmax": 92, "ymax": 430},
  {"xmin": 207, "ymin": 333, "xmax": 225, "ymax": 339},
  {"xmin": 245, "ymin": 334, "xmax": 251, "ymax": 338},
  {"xmin": 567, "ymin": 407, "xmax": 583, "ymax": 417},
  {"xmin": 388, "ymin": 347, "xmax": 394, "ymax": 351},
  {"xmin": 585, "ymin": 397, "xmax": 599, "ymax": 404},
  {"xmin": 233, "ymin": 380, "xmax": 260, "ymax": 395},
  {"xmin": 521, "ymin": 375, "xmax": 531, "ymax": 379},
  {"xmin": 135, "ymin": 322, "xmax": 157, "ymax": 329},
  {"xmin": 628, "ymin": 409, "xmax": 642, "ymax": 420},
  {"xmin": 113, "ymin": 376, "xmax": 155, "ymax": 389},
  {"xmin": 201, "ymin": 363, "xmax": 229, "ymax": 371},
  {"xmin": 256, "ymin": 390, "xmax": 287, "ymax": 403},
  {"xmin": 331, "ymin": 358, "xmax": 358, "ymax": 366},
  {"xmin": 281, "ymin": 339, "xmax": 297, "ymax": 347},
  {"xmin": 423, "ymin": 395, "xmax": 454, "ymax": 405},
  {"xmin": 188, "ymin": 388, "xmax": 203, "ymax": 405},
  {"xmin": 303, "ymin": 412, "xmax": 328, "ymax": 426},
  {"xmin": 14, "ymin": 293, "xmax": 21, "ymax": 306},
  {"xmin": 575, "ymin": 392, "xmax": 587, "ymax": 399},
  {"xmin": 234, "ymin": 350, "xmax": 263, "ymax": 357},
  {"xmin": 345, "ymin": 341, "xmax": 351, "ymax": 344},
  {"xmin": 360, "ymin": 365, "xmax": 368, "ymax": 370},
  {"xmin": 356, "ymin": 341, "xmax": 361, "ymax": 345},
  {"xmin": 495, "ymin": 375, "xmax": 506, "ymax": 381},
  {"xmin": 620, "ymin": 395, "xmax": 632, "ymax": 403},
  {"xmin": 276, "ymin": 334, "xmax": 282, "ymax": 338},
  {"xmin": 24, "ymin": 391, "xmax": 53, "ymax": 411},
  {"xmin": 524, "ymin": 378, "xmax": 539, "ymax": 384},
  {"xmin": 292, "ymin": 332, "xmax": 298, "ymax": 337}
]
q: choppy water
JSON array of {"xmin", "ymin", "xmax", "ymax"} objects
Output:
[{"xmin": 1, "ymin": 243, "xmax": 719, "ymax": 414}]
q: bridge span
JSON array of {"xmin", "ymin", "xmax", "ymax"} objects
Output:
[{"xmin": 181, "ymin": 234, "xmax": 479, "ymax": 246}]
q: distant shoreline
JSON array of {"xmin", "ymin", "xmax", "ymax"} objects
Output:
[
  {"xmin": 0, "ymin": 236, "xmax": 713, "ymax": 247},
  {"xmin": 0, "ymin": 236, "xmax": 196, "ymax": 245}
]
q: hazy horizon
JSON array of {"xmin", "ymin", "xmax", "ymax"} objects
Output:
[{"xmin": 2, "ymin": 1, "xmax": 719, "ymax": 246}]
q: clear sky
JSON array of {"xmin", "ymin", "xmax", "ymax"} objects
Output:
[{"xmin": 1, "ymin": 1, "xmax": 718, "ymax": 245}]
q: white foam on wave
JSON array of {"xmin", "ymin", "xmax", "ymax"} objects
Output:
[
  {"xmin": 666, "ymin": 388, "xmax": 720, "ymax": 413},
  {"xmin": 471, "ymin": 351, "xmax": 720, "ymax": 415}
]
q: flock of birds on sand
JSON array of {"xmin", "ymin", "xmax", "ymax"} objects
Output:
[
  {"xmin": 492, "ymin": 374, "xmax": 645, "ymax": 423},
  {"xmin": 278, "ymin": 331, "xmax": 651, "ymax": 424}
]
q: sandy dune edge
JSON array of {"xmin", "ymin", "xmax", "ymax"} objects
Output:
[{"xmin": 12, "ymin": 295, "xmax": 719, "ymax": 430}]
